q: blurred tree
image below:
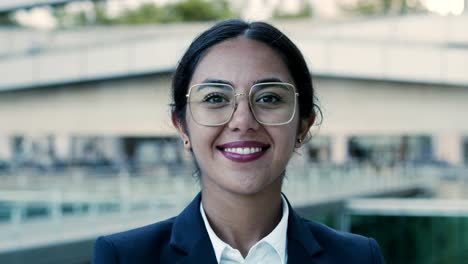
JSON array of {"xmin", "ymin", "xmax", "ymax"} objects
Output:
[
  {"xmin": 398, "ymin": 0, "xmax": 426, "ymax": 14},
  {"xmin": 116, "ymin": 3, "xmax": 166, "ymax": 24},
  {"xmin": 341, "ymin": 0, "xmax": 380, "ymax": 15},
  {"xmin": 93, "ymin": 0, "xmax": 112, "ymax": 25},
  {"xmin": 382, "ymin": 0, "xmax": 391, "ymax": 14},
  {"xmin": 342, "ymin": 0, "xmax": 425, "ymax": 16},
  {"xmin": 167, "ymin": 0, "xmax": 234, "ymax": 22},
  {"xmin": 76, "ymin": 11, "xmax": 88, "ymax": 25},
  {"xmin": 173, "ymin": 0, "xmax": 205, "ymax": 21},
  {"xmin": 273, "ymin": 0, "xmax": 313, "ymax": 20},
  {"xmin": 399, "ymin": 0, "xmax": 408, "ymax": 14},
  {"xmin": 92, "ymin": 0, "xmax": 235, "ymax": 25},
  {"xmin": 53, "ymin": 3, "xmax": 76, "ymax": 28}
]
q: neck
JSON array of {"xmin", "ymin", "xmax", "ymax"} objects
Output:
[{"xmin": 201, "ymin": 185, "xmax": 283, "ymax": 257}]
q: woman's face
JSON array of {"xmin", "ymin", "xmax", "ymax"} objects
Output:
[{"xmin": 178, "ymin": 37, "xmax": 309, "ymax": 196}]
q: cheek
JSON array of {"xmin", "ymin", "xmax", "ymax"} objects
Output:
[
  {"xmin": 271, "ymin": 126, "xmax": 298, "ymax": 150},
  {"xmin": 284, "ymin": 124, "xmax": 302, "ymax": 152},
  {"xmin": 186, "ymin": 118, "xmax": 221, "ymax": 155}
]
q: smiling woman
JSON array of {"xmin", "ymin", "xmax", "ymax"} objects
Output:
[{"xmin": 92, "ymin": 19, "xmax": 385, "ymax": 264}]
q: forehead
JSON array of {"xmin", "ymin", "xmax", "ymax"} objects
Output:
[{"xmin": 190, "ymin": 37, "xmax": 294, "ymax": 86}]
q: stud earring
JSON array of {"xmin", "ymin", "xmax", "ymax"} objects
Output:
[
  {"xmin": 295, "ymin": 138, "xmax": 303, "ymax": 148},
  {"xmin": 184, "ymin": 140, "xmax": 189, "ymax": 145}
]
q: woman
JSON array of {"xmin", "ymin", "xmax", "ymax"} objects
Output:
[{"xmin": 92, "ymin": 19, "xmax": 384, "ymax": 264}]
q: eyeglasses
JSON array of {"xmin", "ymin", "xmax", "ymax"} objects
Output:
[{"xmin": 186, "ymin": 82, "xmax": 299, "ymax": 126}]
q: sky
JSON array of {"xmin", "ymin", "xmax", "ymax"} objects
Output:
[
  {"xmin": 423, "ymin": 0, "xmax": 465, "ymax": 15},
  {"xmin": 10, "ymin": 0, "xmax": 467, "ymax": 29}
]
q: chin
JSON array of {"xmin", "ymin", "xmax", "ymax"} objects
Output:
[{"xmin": 223, "ymin": 172, "xmax": 282, "ymax": 196}]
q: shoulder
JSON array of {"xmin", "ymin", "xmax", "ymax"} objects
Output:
[
  {"xmin": 100, "ymin": 216, "xmax": 175, "ymax": 247},
  {"xmin": 92, "ymin": 217, "xmax": 177, "ymax": 264},
  {"xmin": 301, "ymin": 217, "xmax": 384, "ymax": 263}
]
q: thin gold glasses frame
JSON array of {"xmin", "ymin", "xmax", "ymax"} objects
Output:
[{"xmin": 185, "ymin": 82, "xmax": 299, "ymax": 126}]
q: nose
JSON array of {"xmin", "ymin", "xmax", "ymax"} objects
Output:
[{"xmin": 227, "ymin": 96, "xmax": 260, "ymax": 132}]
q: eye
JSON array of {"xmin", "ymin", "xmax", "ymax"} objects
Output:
[
  {"xmin": 202, "ymin": 93, "xmax": 230, "ymax": 104},
  {"xmin": 256, "ymin": 93, "xmax": 282, "ymax": 104}
]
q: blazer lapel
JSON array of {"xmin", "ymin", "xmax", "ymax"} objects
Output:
[
  {"xmin": 170, "ymin": 193, "xmax": 217, "ymax": 264},
  {"xmin": 176, "ymin": 236, "xmax": 218, "ymax": 264},
  {"xmin": 169, "ymin": 193, "xmax": 324, "ymax": 264},
  {"xmin": 284, "ymin": 195, "xmax": 323, "ymax": 264}
]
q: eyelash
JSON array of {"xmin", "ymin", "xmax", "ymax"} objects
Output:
[
  {"xmin": 202, "ymin": 93, "xmax": 229, "ymax": 103},
  {"xmin": 256, "ymin": 93, "xmax": 282, "ymax": 103}
]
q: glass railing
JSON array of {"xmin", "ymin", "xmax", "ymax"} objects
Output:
[{"xmin": 0, "ymin": 163, "xmax": 446, "ymax": 225}]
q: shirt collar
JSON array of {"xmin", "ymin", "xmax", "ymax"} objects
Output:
[{"xmin": 200, "ymin": 195, "xmax": 289, "ymax": 264}]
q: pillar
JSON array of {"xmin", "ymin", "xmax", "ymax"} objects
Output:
[
  {"xmin": 331, "ymin": 133, "xmax": 348, "ymax": 164},
  {"xmin": 433, "ymin": 132, "xmax": 462, "ymax": 165}
]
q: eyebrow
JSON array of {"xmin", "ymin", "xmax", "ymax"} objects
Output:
[
  {"xmin": 197, "ymin": 79, "xmax": 233, "ymax": 91},
  {"xmin": 199, "ymin": 77, "xmax": 286, "ymax": 88},
  {"xmin": 253, "ymin": 77, "xmax": 285, "ymax": 85},
  {"xmin": 201, "ymin": 78, "xmax": 233, "ymax": 86}
]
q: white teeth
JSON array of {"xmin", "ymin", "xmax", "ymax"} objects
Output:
[{"xmin": 224, "ymin": 147, "xmax": 262, "ymax": 155}]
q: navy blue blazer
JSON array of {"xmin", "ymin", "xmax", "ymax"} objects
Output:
[{"xmin": 92, "ymin": 193, "xmax": 384, "ymax": 263}]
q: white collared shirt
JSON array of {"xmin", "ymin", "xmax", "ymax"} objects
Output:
[{"xmin": 200, "ymin": 196, "xmax": 289, "ymax": 264}]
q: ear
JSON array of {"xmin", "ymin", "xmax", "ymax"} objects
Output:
[
  {"xmin": 297, "ymin": 114, "xmax": 316, "ymax": 142},
  {"xmin": 171, "ymin": 113, "xmax": 191, "ymax": 150}
]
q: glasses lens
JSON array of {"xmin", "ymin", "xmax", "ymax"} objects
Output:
[
  {"xmin": 188, "ymin": 84, "xmax": 234, "ymax": 126},
  {"xmin": 250, "ymin": 83, "xmax": 296, "ymax": 125}
]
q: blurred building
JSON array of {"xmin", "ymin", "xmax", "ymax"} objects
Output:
[{"xmin": 0, "ymin": 14, "xmax": 467, "ymax": 172}]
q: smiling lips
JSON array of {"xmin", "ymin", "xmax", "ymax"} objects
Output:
[{"xmin": 217, "ymin": 141, "xmax": 270, "ymax": 163}]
